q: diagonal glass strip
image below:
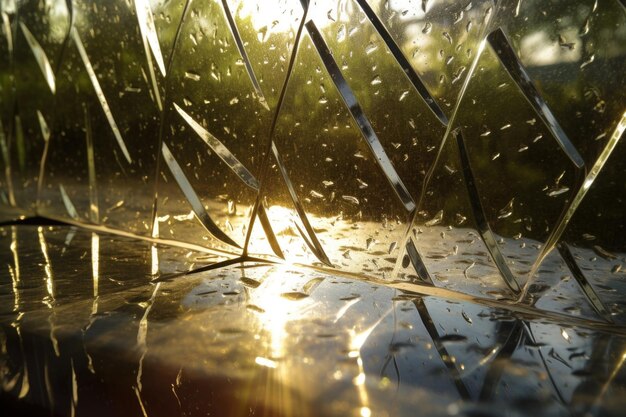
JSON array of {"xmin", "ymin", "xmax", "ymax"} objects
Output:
[
  {"xmin": 71, "ymin": 28, "xmax": 132, "ymax": 164},
  {"xmin": 173, "ymin": 102, "xmax": 259, "ymax": 190},
  {"xmin": 139, "ymin": 30, "xmax": 163, "ymax": 111},
  {"xmin": 524, "ymin": 111, "xmax": 626, "ymax": 300},
  {"xmin": 455, "ymin": 128, "xmax": 521, "ymax": 294},
  {"xmin": 405, "ymin": 238, "xmax": 434, "ymax": 285},
  {"xmin": 557, "ymin": 242, "xmax": 612, "ymax": 323},
  {"xmin": 243, "ymin": 0, "xmax": 310, "ymax": 256},
  {"xmin": 220, "ymin": 0, "xmax": 268, "ymax": 110},
  {"xmin": 540, "ymin": 112, "xmax": 626, "ymax": 261},
  {"xmin": 256, "ymin": 204, "xmax": 284, "ymax": 259},
  {"xmin": 84, "ymin": 105, "xmax": 99, "ymax": 223},
  {"xmin": 243, "ymin": 0, "xmax": 309, "ymax": 257},
  {"xmin": 2, "ymin": 12, "xmax": 12, "ymax": 55},
  {"xmin": 36, "ymin": 110, "xmax": 50, "ymax": 207},
  {"xmin": 272, "ymin": 142, "xmax": 332, "ymax": 266},
  {"xmin": 19, "ymin": 22, "xmax": 56, "ymax": 94},
  {"xmin": 306, "ymin": 20, "xmax": 416, "ymax": 213},
  {"xmin": 487, "ymin": 28, "xmax": 584, "ymax": 169},
  {"xmin": 478, "ymin": 321, "xmax": 524, "ymax": 401},
  {"xmin": 413, "ymin": 299, "xmax": 471, "ymax": 400},
  {"xmin": 161, "ymin": 142, "xmax": 240, "ymax": 248},
  {"xmin": 134, "ymin": 0, "xmax": 166, "ymax": 76},
  {"xmin": 354, "ymin": 0, "xmax": 448, "ymax": 125},
  {"xmin": 521, "ymin": 323, "xmax": 566, "ymax": 404},
  {"xmin": 135, "ymin": 0, "xmax": 163, "ymax": 111},
  {"xmin": 59, "ymin": 184, "xmax": 79, "ymax": 220}
]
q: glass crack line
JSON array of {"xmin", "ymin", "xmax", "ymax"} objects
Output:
[
  {"xmin": 84, "ymin": 104, "xmax": 99, "ymax": 223},
  {"xmin": 272, "ymin": 142, "xmax": 332, "ymax": 266},
  {"xmin": 306, "ymin": 20, "xmax": 416, "ymax": 213},
  {"xmin": 174, "ymin": 103, "xmax": 259, "ymax": 190},
  {"xmin": 2, "ymin": 12, "xmax": 12, "ymax": 55},
  {"xmin": 161, "ymin": 142, "xmax": 241, "ymax": 248},
  {"xmin": 557, "ymin": 242, "xmax": 612, "ymax": 323},
  {"xmin": 256, "ymin": 204, "xmax": 284, "ymax": 259},
  {"xmin": 19, "ymin": 22, "xmax": 56, "ymax": 94},
  {"xmin": 413, "ymin": 299, "xmax": 471, "ymax": 400},
  {"xmin": 135, "ymin": 0, "xmax": 163, "ymax": 110},
  {"xmin": 59, "ymin": 184, "xmax": 79, "ymax": 220},
  {"xmin": 487, "ymin": 27, "xmax": 584, "ymax": 169},
  {"xmin": 36, "ymin": 110, "xmax": 51, "ymax": 208},
  {"xmin": 405, "ymin": 238, "xmax": 434, "ymax": 285},
  {"xmin": 71, "ymin": 27, "xmax": 132, "ymax": 164},
  {"xmin": 134, "ymin": 0, "xmax": 166, "ymax": 76},
  {"xmin": 354, "ymin": 0, "xmax": 448, "ymax": 125},
  {"xmin": 221, "ymin": 0, "xmax": 269, "ymax": 110},
  {"xmin": 478, "ymin": 321, "xmax": 524, "ymax": 401},
  {"xmin": 242, "ymin": 0, "xmax": 309, "ymax": 258},
  {"xmin": 531, "ymin": 111, "xmax": 626, "ymax": 277},
  {"xmin": 455, "ymin": 128, "xmax": 521, "ymax": 294}
]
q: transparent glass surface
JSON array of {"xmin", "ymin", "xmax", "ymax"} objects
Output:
[{"xmin": 0, "ymin": 1, "xmax": 626, "ymax": 414}]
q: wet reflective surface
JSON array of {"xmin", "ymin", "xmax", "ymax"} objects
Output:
[
  {"xmin": 1, "ymin": 0, "xmax": 626, "ymax": 415},
  {"xmin": 2, "ymin": 225, "xmax": 626, "ymax": 416}
]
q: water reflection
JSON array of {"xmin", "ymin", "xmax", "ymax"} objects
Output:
[{"xmin": 0, "ymin": 225, "xmax": 626, "ymax": 416}]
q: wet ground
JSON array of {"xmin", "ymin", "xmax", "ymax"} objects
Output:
[{"xmin": 1, "ymin": 225, "xmax": 626, "ymax": 417}]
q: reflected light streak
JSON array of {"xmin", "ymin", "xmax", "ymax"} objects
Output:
[
  {"xmin": 37, "ymin": 227, "xmax": 55, "ymax": 304},
  {"xmin": 10, "ymin": 226, "xmax": 20, "ymax": 310},
  {"xmin": 91, "ymin": 233, "xmax": 99, "ymax": 298},
  {"xmin": 10, "ymin": 226, "xmax": 19, "ymax": 281},
  {"xmin": 251, "ymin": 284, "xmax": 309, "ymax": 358},
  {"xmin": 593, "ymin": 351, "xmax": 626, "ymax": 410},
  {"xmin": 348, "ymin": 312, "xmax": 389, "ymax": 417}
]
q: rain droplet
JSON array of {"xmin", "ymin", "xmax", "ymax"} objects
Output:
[
  {"xmin": 228, "ymin": 200, "xmax": 237, "ymax": 215},
  {"xmin": 561, "ymin": 328, "xmax": 571, "ymax": 342},
  {"xmin": 498, "ymin": 198, "xmax": 514, "ymax": 219},
  {"xmin": 461, "ymin": 311, "xmax": 472, "ymax": 324},
  {"xmin": 337, "ymin": 25, "xmax": 346, "ymax": 42},
  {"xmin": 342, "ymin": 195, "xmax": 360, "ymax": 205},
  {"xmin": 306, "ymin": 189, "xmax": 322, "ymax": 200},
  {"xmin": 281, "ymin": 292, "xmax": 309, "ymax": 300},
  {"xmin": 425, "ymin": 210, "xmax": 443, "ymax": 227},
  {"xmin": 547, "ymin": 185, "xmax": 570, "ymax": 197},
  {"xmin": 184, "ymin": 71, "xmax": 200, "ymax": 81},
  {"xmin": 365, "ymin": 42, "xmax": 378, "ymax": 54}
]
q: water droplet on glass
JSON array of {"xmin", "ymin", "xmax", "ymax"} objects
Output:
[
  {"xmin": 425, "ymin": 210, "xmax": 443, "ymax": 227},
  {"xmin": 228, "ymin": 200, "xmax": 237, "ymax": 215},
  {"xmin": 547, "ymin": 185, "xmax": 570, "ymax": 197},
  {"xmin": 365, "ymin": 42, "xmax": 378, "ymax": 55},
  {"xmin": 337, "ymin": 24, "xmax": 346, "ymax": 42},
  {"xmin": 281, "ymin": 292, "xmax": 309, "ymax": 301},
  {"xmin": 342, "ymin": 195, "xmax": 360, "ymax": 205},
  {"xmin": 184, "ymin": 71, "xmax": 200, "ymax": 81},
  {"xmin": 498, "ymin": 198, "xmax": 514, "ymax": 219}
]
